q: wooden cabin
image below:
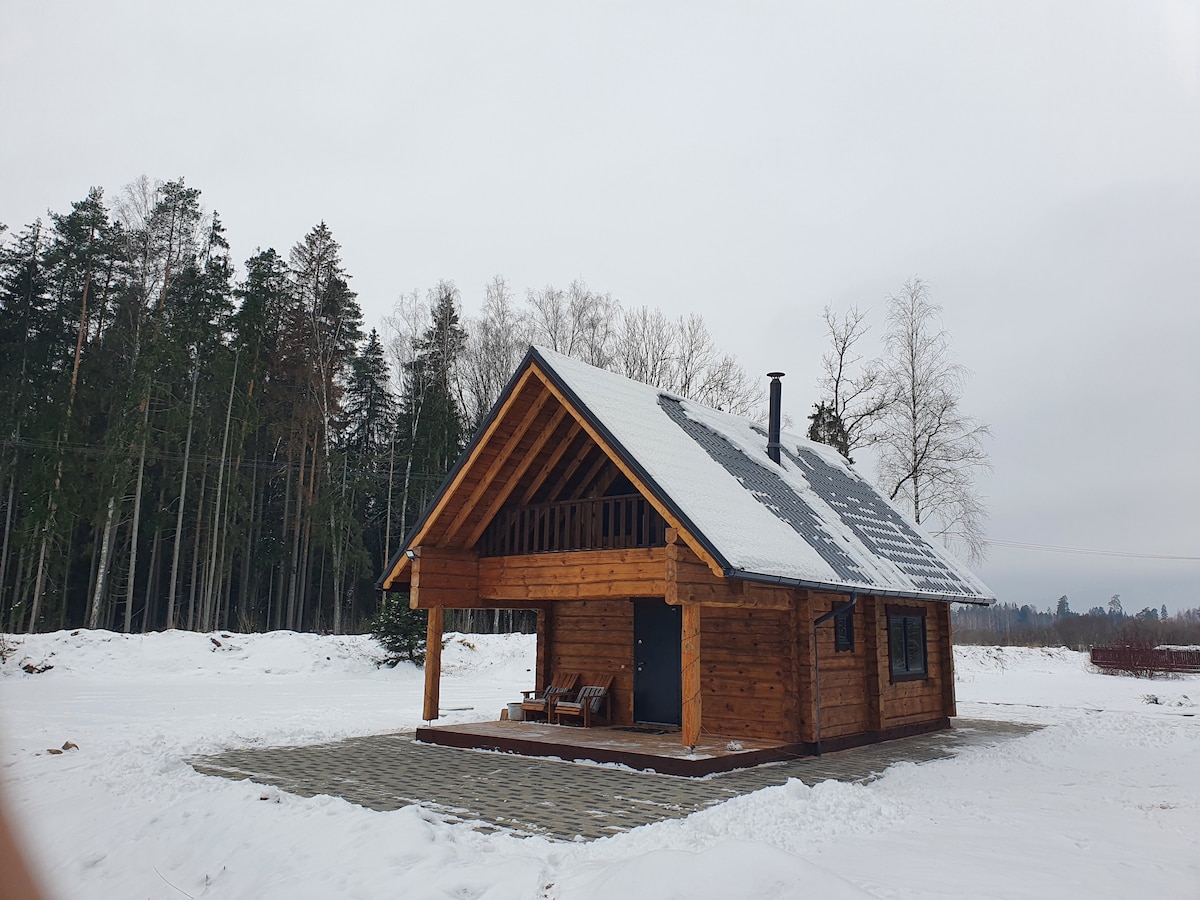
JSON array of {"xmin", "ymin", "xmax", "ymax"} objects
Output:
[{"xmin": 378, "ymin": 347, "xmax": 995, "ymax": 756}]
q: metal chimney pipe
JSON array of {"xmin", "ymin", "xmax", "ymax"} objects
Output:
[{"xmin": 767, "ymin": 372, "xmax": 785, "ymax": 465}]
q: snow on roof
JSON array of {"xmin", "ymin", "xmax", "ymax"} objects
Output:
[{"xmin": 534, "ymin": 346, "xmax": 995, "ymax": 604}]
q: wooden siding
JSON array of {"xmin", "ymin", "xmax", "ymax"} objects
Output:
[
  {"xmin": 408, "ymin": 547, "xmax": 667, "ymax": 608},
  {"xmin": 479, "ymin": 548, "xmax": 667, "ymax": 601},
  {"xmin": 809, "ymin": 591, "xmax": 870, "ymax": 740},
  {"xmin": 699, "ymin": 605, "xmax": 797, "ymax": 742},
  {"xmin": 545, "ymin": 600, "xmax": 636, "ymax": 726},
  {"xmin": 868, "ymin": 597, "xmax": 955, "ymax": 729}
]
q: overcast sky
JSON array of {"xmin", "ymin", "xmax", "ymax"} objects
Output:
[{"xmin": 3, "ymin": 2, "xmax": 1198, "ymax": 612}]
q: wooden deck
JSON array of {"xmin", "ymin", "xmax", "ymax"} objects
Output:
[
  {"xmin": 415, "ymin": 717, "xmax": 950, "ymax": 776},
  {"xmin": 416, "ymin": 721, "xmax": 785, "ymax": 776}
]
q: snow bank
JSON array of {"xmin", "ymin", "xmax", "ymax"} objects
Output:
[{"xmin": 2, "ymin": 632, "xmax": 1197, "ymax": 899}]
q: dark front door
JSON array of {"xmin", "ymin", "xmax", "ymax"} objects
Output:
[{"xmin": 633, "ymin": 600, "xmax": 682, "ymax": 726}]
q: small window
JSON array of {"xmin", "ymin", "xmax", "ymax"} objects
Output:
[
  {"xmin": 834, "ymin": 607, "xmax": 854, "ymax": 652},
  {"xmin": 887, "ymin": 606, "xmax": 927, "ymax": 681}
]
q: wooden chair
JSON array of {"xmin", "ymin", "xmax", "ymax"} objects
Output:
[
  {"xmin": 552, "ymin": 675, "xmax": 614, "ymax": 727},
  {"xmin": 519, "ymin": 672, "xmax": 580, "ymax": 722}
]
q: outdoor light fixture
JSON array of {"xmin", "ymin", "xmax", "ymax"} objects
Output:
[{"xmin": 405, "ymin": 549, "xmax": 416, "ymax": 560}]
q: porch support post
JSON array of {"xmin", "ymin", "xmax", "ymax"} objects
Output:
[
  {"xmin": 535, "ymin": 605, "xmax": 551, "ymax": 692},
  {"xmin": 423, "ymin": 606, "xmax": 443, "ymax": 721},
  {"xmin": 681, "ymin": 601, "xmax": 701, "ymax": 747}
]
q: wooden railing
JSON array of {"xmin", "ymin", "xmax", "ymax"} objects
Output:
[{"xmin": 477, "ymin": 494, "xmax": 667, "ymax": 557}]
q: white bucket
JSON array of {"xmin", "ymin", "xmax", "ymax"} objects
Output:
[{"xmin": 507, "ymin": 703, "xmax": 524, "ymax": 721}]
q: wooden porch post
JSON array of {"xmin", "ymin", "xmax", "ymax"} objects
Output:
[
  {"xmin": 535, "ymin": 605, "xmax": 551, "ymax": 691},
  {"xmin": 681, "ymin": 601, "xmax": 701, "ymax": 747},
  {"xmin": 423, "ymin": 606, "xmax": 443, "ymax": 721}
]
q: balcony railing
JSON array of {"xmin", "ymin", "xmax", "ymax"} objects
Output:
[{"xmin": 478, "ymin": 494, "xmax": 667, "ymax": 557}]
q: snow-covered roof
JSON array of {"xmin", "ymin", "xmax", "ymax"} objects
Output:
[{"xmin": 534, "ymin": 346, "xmax": 995, "ymax": 604}]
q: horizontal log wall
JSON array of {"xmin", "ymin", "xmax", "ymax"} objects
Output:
[
  {"xmin": 810, "ymin": 591, "xmax": 870, "ymax": 739},
  {"xmin": 546, "ymin": 600, "xmax": 636, "ymax": 726},
  {"xmin": 479, "ymin": 548, "xmax": 667, "ymax": 601},
  {"xmin": 409, "ymin": 548, "xmax": 480, "ymax": 610},
  {"xmin": 699, "ymin": 605, "xmax": 798, "ymax": 742},
  {"xmin": 871, "ymin": 598, "xmax": 955, "ymax": 729}
]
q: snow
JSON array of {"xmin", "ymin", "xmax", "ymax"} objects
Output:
[
  {"xmin": 534, "ymin": 347, "xmax": 992, "ymax": 602},
  {"xmin": 2, "ymin": 631, "xmax": 1198, "ymax": 899}
]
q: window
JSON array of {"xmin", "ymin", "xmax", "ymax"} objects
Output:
[
  {"xmin": 887, "ymin": 606, "xmax": 927, "ymax": 681},
  {"xmin": 834, "ymin": 607, "xmax": 854, "ymax": 652}
]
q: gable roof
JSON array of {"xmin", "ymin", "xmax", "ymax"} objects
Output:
[{"xmin": 380, "ymin": 345, "xmax": 995, "ymax": 605}]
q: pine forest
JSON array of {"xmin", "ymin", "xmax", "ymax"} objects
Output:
[{"xmin": 0, "ymin": 178, "xmax": 763, "ymax": 635}]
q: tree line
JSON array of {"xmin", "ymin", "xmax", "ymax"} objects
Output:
[
  {"xmin": 952, "ymin": 595, "xmax": 1200, "ymax": 650},
  {"xmin": 0, "ymin": 178, "xmax": 762, "ymax": 635}
]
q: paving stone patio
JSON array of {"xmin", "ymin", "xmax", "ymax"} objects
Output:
[{"xmin": 191, "ymin": 718, "xmax": 1040, "ymax": 841}]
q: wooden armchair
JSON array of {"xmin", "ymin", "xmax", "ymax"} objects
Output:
[
  {"xmin": 552, "ymin": 675, "xmax": 614, "ymax": 727},
  {"xmin": 519, "ymin": 671, "xmax": 580, "ymax": 722}
]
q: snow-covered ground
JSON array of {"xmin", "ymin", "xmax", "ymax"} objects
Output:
[{"xmin": 1, "ymin": 631, "xmax": 1196, "ymax": 899}]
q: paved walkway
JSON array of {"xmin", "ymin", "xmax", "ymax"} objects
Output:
[{"xmin": 191, "ymin": 718, "xmax": 1039, "ymax": 841}]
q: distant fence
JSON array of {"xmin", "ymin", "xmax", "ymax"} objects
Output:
[{"xmin": 1090, "ymin": 645, "xmax": 1200, "ymax": 676}]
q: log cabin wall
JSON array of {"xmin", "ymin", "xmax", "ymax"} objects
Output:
[
  {"xmin": 809, "ymin": 591, "xmax": 871, "ymax": 740},
  {"xmin": 544, "ymin": 599, "xmax": 636, "ymax": 726},
  {"xmin": 869, "ymin": 597, "xmax": 955, "ymax": 730},
  {"xmin": 698, "ymin": 604, "xmax": 798, "ymax": 742}
]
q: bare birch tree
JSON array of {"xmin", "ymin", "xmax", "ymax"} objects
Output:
[
  {"xmin": 813, "ymin": 304, "xmax": 890, "ymax": 460},
  {"xmin": 875, "ymin": 277, "xmax": 990, "ymax": 563},
  {"xmin": 459, "ymin": 276, "xmax": 530, "ymax": 429}
]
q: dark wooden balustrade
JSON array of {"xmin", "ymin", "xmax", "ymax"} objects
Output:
[{"xmin": 478, "ymin": 494, "xmax": 667, "ymax": 557}]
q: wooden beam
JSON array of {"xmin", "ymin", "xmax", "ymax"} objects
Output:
[
  {"xmin": 440, "ymin": 384, "xmax": 554, "ymax": 544},
  {"xmin": 541, "ymin": 439, "xmax": 600, "ymax": 504},
  {"xmin": 587, "ymin": 463, "xmax": 623, "ymax": 499},
  {"xmin": 863, "ymin": 595, "xmax": 883, "ymax": 732},
  {"xmin": 536, "ymin": 606, "xmax": 551, "ymax": 692},
  {"xmin": 423, "ymin": 607, "xmax": 443, "ymax": 720},
  {"xmin": 461, "ymin": 405, "xmax": 570, "ymax": 549},
  {"xmin": 410, "ymin": 547, "xmax": 480, "ymax": 609},
  {"xmin": 565, "ymin": 452, "xmax": 612, "ymax": 501},
  {"xmin": 380, "ymin": 368, "xmax": 538, "ymax": 589},
  {"xmin": 519, "ymin": 419, "xmax": 582, "ymax": 505},
  {"xmin": 937, "ymin": 602, "xmax": 957, "ymax": 717},
  {"xmin": 666, "ymin": 531, "xmax": 791, "ymax": 608},
  {"xmin": 478, "ymin": 548, "xmax": 667, "ymax": 600},
  {"xmin": 681, "ymin": 602, "xmax": 701, "ymax": 747},
  {"xmin": 797, "ymin": 591, "xmax": 817, "ymax": 743}
]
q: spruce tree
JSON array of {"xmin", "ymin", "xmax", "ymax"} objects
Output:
[
  {"xmin": 396, "ymin": 282, "xmax": 467, "ymax": 534},
  {"xmin": 806, "ymin": 401, "xmax": 853, "ymax": 464}
]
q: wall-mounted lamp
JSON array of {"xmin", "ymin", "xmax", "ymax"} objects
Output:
[{"xmin": 405, "ymin": 549, "xmax": 416, "ymax": 560}]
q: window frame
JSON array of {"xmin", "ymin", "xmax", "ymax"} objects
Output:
[
  {"xmin": 833, "ymin": 606, "xmax": 855, "ymax": 653},
  {"xmin": 886, "ymin": 604, "xmax": 928, "ymax": 682}
]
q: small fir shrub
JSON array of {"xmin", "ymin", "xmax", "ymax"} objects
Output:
[{"xmin": 369, "ymin": 597, "xmax": 427, "ymax": 667}]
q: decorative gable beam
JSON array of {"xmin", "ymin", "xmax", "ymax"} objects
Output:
[
  {"xmin": 439, "ymin": 383, "xmax": 555, "ymax": 545},
  {"xmin": 461, "ymin": 405, "xmax": 570, "ymax": 549},
  {"xmin": 566, "ymin": 452, "xmax": 615, "ymax": 501},
  {"xmin": 530, "ymin": 364, "xmax": 725, "ymax": 577},
  {"xmin": 380, "ymin": 367, "xmax": 541, "ymax": 590},
  {"xmin": 541, "ymin": 439, "xmax": 601, "ymax": 503},
  {"xmin": 518, "ymin": 419, "xmax": 582, "ymax": 505}
]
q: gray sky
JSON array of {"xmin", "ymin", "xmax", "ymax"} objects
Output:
[{"xmin": 3, "ymin": 1, "xmax": 1198, "ymax": 612}]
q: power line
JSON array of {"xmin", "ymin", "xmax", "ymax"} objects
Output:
[{"xmin": 979, "ymin": 537, "xmax": 1200, "ymax": 562}]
